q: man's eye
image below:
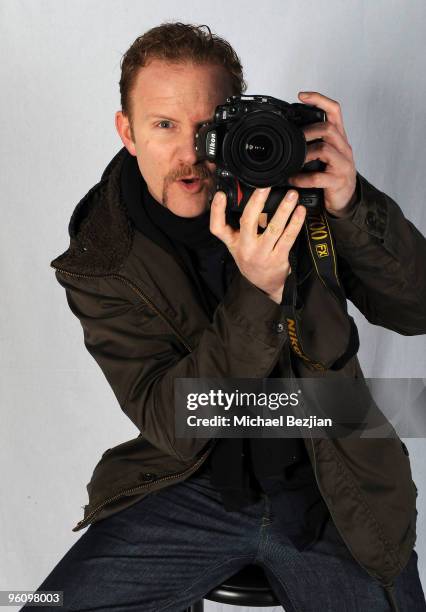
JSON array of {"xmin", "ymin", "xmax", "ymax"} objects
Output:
[{"xmin": 157, "ymin": 121, "xmax": 173, "ymax": 129}]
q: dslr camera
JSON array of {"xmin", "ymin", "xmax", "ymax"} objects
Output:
[{"xmin": 195, "ymin": 95, "xmax": 327, "ymax": 222}]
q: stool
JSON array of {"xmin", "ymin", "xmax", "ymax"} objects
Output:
[{"xmin": 183, "ymin": 563, "xmax": 281, "ymax": 610}]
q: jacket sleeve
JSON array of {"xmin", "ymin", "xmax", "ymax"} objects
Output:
[
  {"xmin": 54, "ymin": 269, "xmax": 287, "ymax": 463},
  {"xmin": 325, "ymin": 172, "xmax": 426, "ymax": 335}
]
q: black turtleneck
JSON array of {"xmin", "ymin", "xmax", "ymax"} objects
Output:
[{"xmin": 120, "ymin": 151, "xmax": 330, "ymax": 550}]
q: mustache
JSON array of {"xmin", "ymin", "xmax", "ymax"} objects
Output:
[{"xmin": 169, "ymin": 165, "xmax": 213, "ymax": 182}]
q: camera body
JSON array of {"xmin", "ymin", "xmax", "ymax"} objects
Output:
[{"xmin": 195, "ymin": 95, "xmax": 327, "ymax": 221}]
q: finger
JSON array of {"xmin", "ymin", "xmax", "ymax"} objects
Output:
[
  {"xmin": 258, "ymin": 212, "xmax": 268, "ymax": 229},
  {"xmin": 239, "ymin": 187, "xmax": 272, "ymax": 248},
  {"xmin": 259, "ymin": 190, "xmax": 300, "ymax": 252},
  {"xmin": 298, "ymin": 92, "xmax": 348, "ymax": 140},
  {"xmin": 273, "ymin": 204, "xmax": 307, "ymax": 256},
  {"xmin": 304, "ymin": 141, "xmax": 353, "ymax": 169},
  {"xmin": 209, "ymin": 191, "xmax": 237, "ymax": 248},
  {"xmin": 302, "ymin": 122, "xmax": 352, "ymax": 156},
  {"xmin": 287, "ymin": 170, "xmax": 339, "ymax": 190}
]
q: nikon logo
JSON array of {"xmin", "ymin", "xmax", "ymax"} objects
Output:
[
  {"xmin": 286, "ymin": 318, "xmax": 304, "ymax": 359},
  {"xmin": 207, "ymin": 132, "xmax": 217, "ymax": 157},
  {"xmin": 286, "ymin": 317, "xmax": 325, "ymax": 371}
]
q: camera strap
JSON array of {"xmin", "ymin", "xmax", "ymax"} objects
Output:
[{"xmin": 280, "ymin": 203, "xmax": 359, "ymax": 372}]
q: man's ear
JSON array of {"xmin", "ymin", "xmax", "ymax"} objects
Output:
[{"xmin": 115, "ymin": 111, "xmax": 136, "ymax": 156}]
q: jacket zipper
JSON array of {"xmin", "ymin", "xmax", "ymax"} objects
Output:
[
  {"xmin": 73, "ymin": 443, "xmax": 213, "ymax": 530},
  {"xmin": 51, "ymin": 266, "xmax": 193, "ymax": 353}
]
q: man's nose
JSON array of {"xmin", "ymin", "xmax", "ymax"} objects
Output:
[{"xmin": 176, "ymin": 131, "xmax": 199, "ymax": 167}]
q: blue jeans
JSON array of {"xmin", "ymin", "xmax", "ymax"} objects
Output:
[{"xmin": 24, "ymin": 461, "xmax": 425, "ymax": 611}]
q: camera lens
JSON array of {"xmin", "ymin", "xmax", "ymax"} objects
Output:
[
  {"xmin": 238, "ymin": 126, "xmax": 283, "ymax": 171},
  {"xmin": 244, "ymin": 133, "xmax": 275, "ymax": 163},
  {"xmin": 224, "ymin": 109, "xmax": 307, "ymax": 187},
  {"xmin": 239, "ymin": 128, "xmax": 283, "ymax": 169}
]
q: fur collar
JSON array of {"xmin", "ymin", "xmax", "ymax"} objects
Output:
[{"xmin": 50, "ymin": 148, "xmax": 134, "ymax": 276}]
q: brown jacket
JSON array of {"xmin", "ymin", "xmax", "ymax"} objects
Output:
[{"xmin": 50, "ymin": 148, "xmax": 425, "ymax": 595}]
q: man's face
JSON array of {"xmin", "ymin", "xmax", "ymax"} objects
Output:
[{"xmin": 116, "ymin": 59, "xmax": 234, "ymax": 217}]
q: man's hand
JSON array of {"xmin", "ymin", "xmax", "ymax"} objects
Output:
[
  {"xmin": 287, "ymin": 91, "xmax": 357, "ymax": 218},
  {"xmin": 210, "ymin": 188, "xmax": 306, "ymax": 304}
]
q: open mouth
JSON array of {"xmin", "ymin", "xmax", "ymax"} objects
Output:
[{"xmin": 177, "ymin": 177, "xmax": 204, "ymax": 193}]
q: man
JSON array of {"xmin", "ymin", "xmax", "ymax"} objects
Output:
[{"xmin": 28, "ymin": 22, "xmax": 426, "ymax": 612}]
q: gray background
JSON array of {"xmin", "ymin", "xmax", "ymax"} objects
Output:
[{"xmin": 1, "ymin": 0, "xmax": 425, "ymax": 609}]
